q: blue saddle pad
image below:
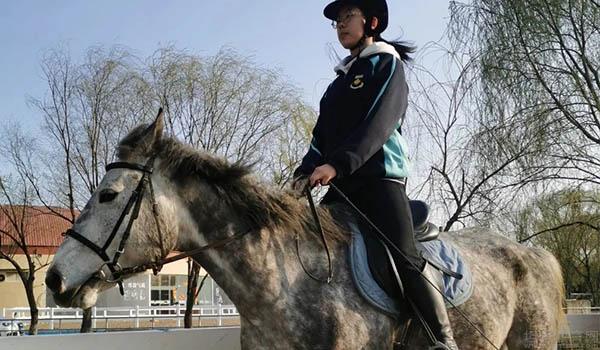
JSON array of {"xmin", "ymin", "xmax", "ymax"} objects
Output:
[{"xmin": 347, "ymin": 220, "xmax": 474, "ymax": 317}]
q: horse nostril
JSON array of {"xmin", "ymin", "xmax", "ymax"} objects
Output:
[{"xmin": 45, "ymin": 268, "xmax": 65, "ymax": 294}]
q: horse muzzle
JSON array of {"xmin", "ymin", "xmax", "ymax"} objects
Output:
[
  {"xmin": 46, "ymin": 267, "xmax": 105, "ymax": 308},
  {"xmin": 45, "ymin": 267, "xmax": 66, "ymax": 295}
]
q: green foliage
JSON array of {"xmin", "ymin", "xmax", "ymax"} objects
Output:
[
  {"xmin": 447, "ymin": 3, "xmax": 600, "ymax": 289},
  {"xmin": 517, "ymin": 189, "xmax": 600, "ymax": 305}
]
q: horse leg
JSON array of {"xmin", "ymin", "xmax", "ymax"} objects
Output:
[
  {"xmin": 503, "ymin": 247, "xmax": 564, "ymax": 350},
  {"xmin": 504, "ymin": 288, "xmax": 563, "ymax": 350},
  {"xmin": 504, "ymin": 315, "xmax": 559, "ymax": 350}
]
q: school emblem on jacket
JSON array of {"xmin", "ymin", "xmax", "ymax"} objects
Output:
[{"xmin": 350, "ymin": 74, "xmax": 365, "ymax": 89}]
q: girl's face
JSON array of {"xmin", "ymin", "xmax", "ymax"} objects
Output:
[{"xmin": 335, "ymin": 6, "xmax": 367, "ymax": 49}]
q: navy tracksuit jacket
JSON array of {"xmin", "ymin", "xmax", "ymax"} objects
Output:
[
  {"xmin": 293, "ymin": 42, "xmax": 425, "ymax": 274},
  {"xmin": 293, "ymin": 42, "xmax": 410, "ymax": 181}
]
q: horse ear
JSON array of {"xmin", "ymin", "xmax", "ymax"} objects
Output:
[{"xmin": 148, "ymin": 107, "xmax": 164, "ymax": 151}]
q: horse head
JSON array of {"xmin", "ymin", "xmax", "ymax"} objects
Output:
[{"xmin": 45, "ymin": 109, "xmax": 181, "ymax": 308}]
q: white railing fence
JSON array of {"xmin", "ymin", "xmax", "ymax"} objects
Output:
[
  {"xmin": 1, "ymin": 304, "xmax": 239, "ymax": 331},
  {"xmin": 564, "ymin": 306, "xmax": 600, "ymax": 314},
  {"xmin": 2, "ymin": 305, "xmax": 599, "ymax": 336}
]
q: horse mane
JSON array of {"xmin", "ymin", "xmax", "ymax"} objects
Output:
[{"xmin": 117, "ymin": 126, "xmax": 348, "ymax": 242}]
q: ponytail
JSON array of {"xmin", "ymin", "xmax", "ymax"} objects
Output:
[{"xmin": 374, "ymin": 35, "xmax": 416, "ymax": 62}]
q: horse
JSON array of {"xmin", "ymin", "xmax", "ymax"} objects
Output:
[{"xmin": 45, "ymin": 111, "xmax": 565, "ymax": 349}]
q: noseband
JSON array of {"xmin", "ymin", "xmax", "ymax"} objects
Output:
[{"xmin": 64, "ymin": 157, "xmax": 167, "ymax": 295}]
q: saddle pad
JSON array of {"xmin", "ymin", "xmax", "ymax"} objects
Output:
[
  {"xmin": 417, "ymin": 239, "xmax": 474, "ymax": 308},
  {"xmin": 347, "ymin": 221, "xmax": 474, "ymax": 317}
]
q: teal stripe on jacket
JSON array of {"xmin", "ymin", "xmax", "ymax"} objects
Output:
[{"xmin": 382, "ymin": 125, "xmax": 410, "ymax": 178}]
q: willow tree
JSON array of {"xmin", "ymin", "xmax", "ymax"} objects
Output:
[
  {"xmin": 514, "ymin": 189, "xmax": 600, "ymax": 305},
  {"xmin": 449, "ymin": 0, "xmax": 600, "ymax": 187}
]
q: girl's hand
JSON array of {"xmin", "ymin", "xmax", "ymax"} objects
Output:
[{"xmin": 309, "ymin": 164, "xmax": 337, "ymax": 187}]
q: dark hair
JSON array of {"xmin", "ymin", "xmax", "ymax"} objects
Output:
[{"xmin": 374, "ymin": 34, "xmax": 416, "ymax": 62}]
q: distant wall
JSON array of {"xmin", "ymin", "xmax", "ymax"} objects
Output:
[
  {"xmin": 95, "ymin": 274, "xmax": 151, "ymax": 308},
  {"xmin": 0, "ymin": 255, "xmax": 51, "ymax": 308}
]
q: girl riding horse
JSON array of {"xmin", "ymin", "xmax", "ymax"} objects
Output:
[{"xmin": 292, "ymin": 1, "xmax": 458, "ymax": 348}]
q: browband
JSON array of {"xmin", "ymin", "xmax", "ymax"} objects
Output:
[{"xmin": 106, "ymin": 162, "xmax": 153, "ymax": 173}]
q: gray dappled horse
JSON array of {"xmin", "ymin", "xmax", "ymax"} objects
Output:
[{"xmin": 46, "ymin": 112, "xmax": 565, "ymax": 349}]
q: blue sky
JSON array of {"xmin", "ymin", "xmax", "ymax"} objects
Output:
[{"xmin": 0, "ymin": 1, "xmax": 451, "ymax": 126}]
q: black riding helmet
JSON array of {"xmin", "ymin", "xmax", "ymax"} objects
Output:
[{"xmin": 324, "ymin": 0, "xmax": 388, "ymax": 35}]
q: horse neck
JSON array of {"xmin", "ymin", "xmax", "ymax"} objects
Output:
[
  {"xmin": 200, "ymin": 228, "xmax": 303, "ymax": 308},
  {"xmin": 170, "ymin": 179, "xmax": 322, "ymax": 320}
]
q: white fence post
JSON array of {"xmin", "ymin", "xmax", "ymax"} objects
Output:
[
  {"xmin": 176, "ymin": 303, "xmax": 181, "ymax": 328},
  {"xmin": 49, "ymin": 307, "xmax": 54, "ymax": 330},
  {"xmin": 92, "ymin": 306, "xmax": 97, "ymax": 329},
  {"xmin": 135, "ymin": 305, "xmax": 140, "ymax": 328},
  {"xmin": 198, "ymin": 306, "xmax": 202, "ymax": 327},
  {"xmin": 218, "ymin": 304, "xmax": 222, "ymax": 326}
]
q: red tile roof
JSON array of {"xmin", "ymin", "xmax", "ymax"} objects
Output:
[{"xmin": 0, "ymin": 206, "xmax": 78, "ymax": 249}]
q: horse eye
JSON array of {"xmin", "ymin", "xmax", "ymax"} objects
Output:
[{"xmin": 99, "ymin": 190, "xmax": 119, "ymax": 203}]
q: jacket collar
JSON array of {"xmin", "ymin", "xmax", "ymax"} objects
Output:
[{"xmin": 334, "ymin": 41, "xmax": 400, "ymax": 75}]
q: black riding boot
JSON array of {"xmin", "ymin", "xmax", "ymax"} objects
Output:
[{"xmin": 403, "ymin": 262, "xmax": 459, "ymax": 350}]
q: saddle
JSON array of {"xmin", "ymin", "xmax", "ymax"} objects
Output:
[
  {"xmin": 330, "ymin": 200, "xmax": 473, "ymax": 318},
  {"xmin": 360, "ymin": 200, "xmax": 445, "ymax": 298},
  {"xmin": 410, "ymin": 200, "xmax": 441, "ymax": 243}
]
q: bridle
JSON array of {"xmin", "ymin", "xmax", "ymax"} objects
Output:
[
  {"xmin": 64, "ymin": 157, "xmax": 165, "ymax": 295},
  {"xmin": 64, "ymin": 156, "xmax": 251, "ymax": 295}
]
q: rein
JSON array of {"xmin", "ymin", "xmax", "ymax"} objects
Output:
[
  {"xmin": 295, "ymin": 186, "xmax": 333, "ymax": 283},
  {"xmin": 62, "ymin": 152, "xmax": 497, "ymax": 349},
  {"xmin": 66, "ymin": 156, "xmax": 333, "ymax": 297},
  {"xmin": 65, "ymin": 154, "xmax": 497, "ymax": 347},
  {"xmin": 110, "ymin": 229, "xmax": 252, "ymax": 282}
]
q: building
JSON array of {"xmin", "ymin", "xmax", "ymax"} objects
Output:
[
  {"xmin": 0, "ymin": 205, "xmax": 229, "ymax": 310},
  {"xmin": 0, "ymin": 205, "xmax": 69, "ymax": 309}
]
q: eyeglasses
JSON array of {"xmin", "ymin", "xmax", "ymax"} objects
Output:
[{"xmin": 331, "ymin": 11, "xmax": 362, "ymax": 29}]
